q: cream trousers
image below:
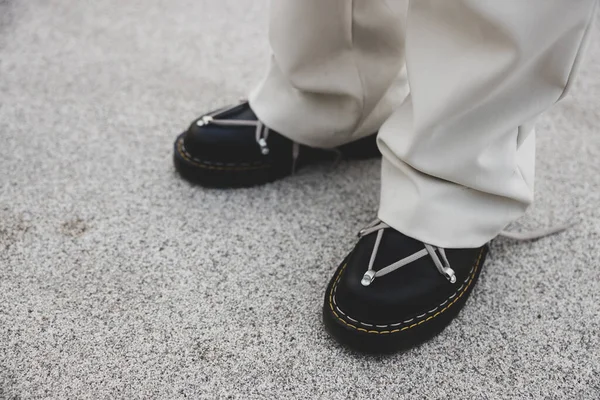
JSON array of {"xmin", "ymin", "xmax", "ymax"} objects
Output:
[{"xmin": 249, "ymin": 0, "xmax": 597, "ymax": 248}]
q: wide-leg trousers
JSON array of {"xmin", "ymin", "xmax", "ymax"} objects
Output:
[{"xmin": 249, "ymin": 0, "xmax": 597, "ymax": 248}]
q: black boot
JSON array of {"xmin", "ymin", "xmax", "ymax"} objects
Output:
[
  {"xmin": 173, "ymin": 101, "xmax": 380, "ymax": 188},
  {"xmin": 323, "ymin": 219, "xmax": 488, "ymax": 353}
]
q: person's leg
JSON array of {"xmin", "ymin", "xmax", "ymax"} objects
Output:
[
  {"xmin": 249, "ymin": 0, "xmax": 408, "ymax": 148},
  {"xmin": 174, "ymin": 0, "xmax": 408, "ymax": 187},
  {"xmin": 324, "ymin": 0, "xmax": 597, "ymax": 353},
  {"xmin": 378, "ymin": 0, "xmax": 598, "ymax": 248}
]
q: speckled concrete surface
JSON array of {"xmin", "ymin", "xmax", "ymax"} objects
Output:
[{"xmin": 1, "ymin": 1, "xmax": 599, "ymax": 398}]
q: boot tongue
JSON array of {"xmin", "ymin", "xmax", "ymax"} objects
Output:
[
  {"xmin": 371, "ymin": 230, "xmax": 425, "ymax": 270},
  {"xmin": 209, "ymin": 102, "xmax": 257, "ymax": 122},
  {"xmin": 234, "ymin": 103, "xmax": 258, "ymax": 121}
]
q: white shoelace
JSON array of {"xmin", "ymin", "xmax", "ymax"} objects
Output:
[
  {"xmin": 196, "ymin": 101, "xmax": 302, "ymax": 173},
  {"xmin": 358, "ymin": 218, "xmax": 574, "ymax": 287},
  {"xmin": 358, "ymin": 219, "xmax": 456, "ymax": 286},
  {"xmin": 198, "ymin": 102, "xmax": 574, "ymax": 284}
]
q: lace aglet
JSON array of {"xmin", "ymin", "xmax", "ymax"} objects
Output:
[
  {"xmin": 444, "ymin": 268, "xmax": 457, "ymax": 284},
  {"xmin": 196, "ymin": 115, "xmax": 214, "ymax": 127},
  {"xmin": 361, "ymin": 270, "xmax": 376, "ymax": 286},
  {"xmin": 258, "ymin": 138, "xmax": 269, "ymax": 155}
]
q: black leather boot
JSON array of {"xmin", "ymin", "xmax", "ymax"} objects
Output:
[
  {"xmin": 323, "ymin": 219, "xmax": 488, "ymax": 353},
  {"xmin": 173, "ymin": 101, "xmax": 380, "ymax": 188}
]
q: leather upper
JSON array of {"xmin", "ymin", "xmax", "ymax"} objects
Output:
[
  {"xmin": 182, "ymin": 103, "xmax": 294, "ymax": 164},
  {"xmin": 331, "ymin": 229, "xmax": 487, "ymax": 325}
]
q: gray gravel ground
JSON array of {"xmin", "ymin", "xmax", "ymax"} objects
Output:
[{"xmin": 1, "ymin": 1, "xmax": 599, "ymax": 398}]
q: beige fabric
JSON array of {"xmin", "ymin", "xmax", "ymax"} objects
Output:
[
  {"xmin": 249, "ymin": 0, "xmax": 410, "ymax": 147},
  {"xmin": 250, "ymin": 0, "xmax": 597, "ymax": 248}
]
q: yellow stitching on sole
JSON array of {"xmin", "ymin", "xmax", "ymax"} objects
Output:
[
  {"xmin": 328, "ymin": 248, "xmax": 484, "ymax": 335},
  {"xmin": 177, "ymin": 138, "xmax": 271, "ymax": 171}
]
